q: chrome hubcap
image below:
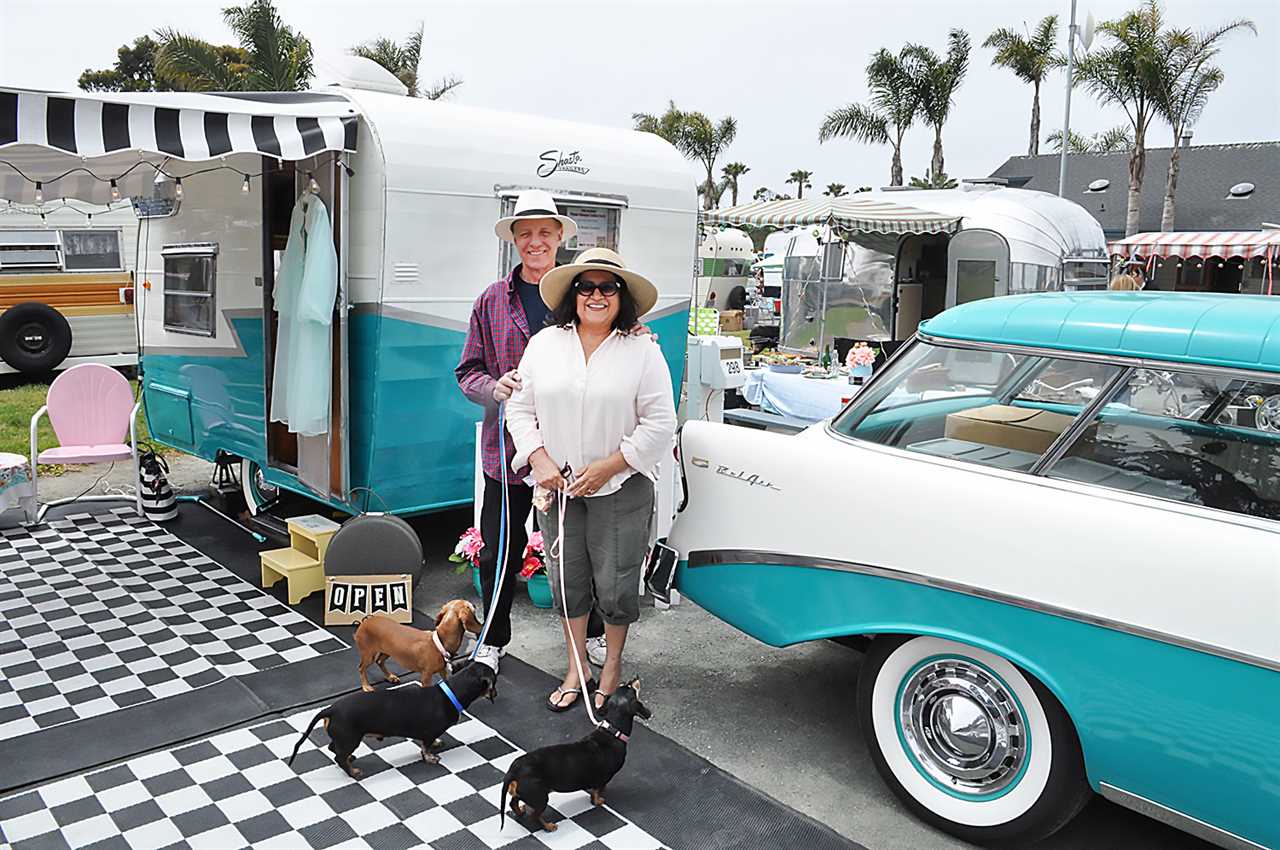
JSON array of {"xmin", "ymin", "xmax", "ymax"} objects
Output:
[{"xmin": 899, "ymin": 658, "xmax": 1026, "ymax": 795}]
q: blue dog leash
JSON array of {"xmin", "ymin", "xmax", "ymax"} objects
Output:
[
  {"xmin": 471, "ymin": 400, "xmax": 512, "ymax": 661},
  {"xmin": 437, "ymin": 679, "xmax": 465, "ymax": 714}
]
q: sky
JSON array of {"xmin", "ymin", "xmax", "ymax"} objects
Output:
[{"xmin": 2, "ymin": 0, "xmax": 1277, "ymax": 200}]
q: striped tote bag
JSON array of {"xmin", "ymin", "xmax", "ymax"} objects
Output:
[{"xmin": 137, "ymin": 448, "xmax": 178, "ymax": 522}]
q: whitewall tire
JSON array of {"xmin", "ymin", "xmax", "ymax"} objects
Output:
[
  {"xmin": 858, "ymin": 635, "xmax": 1091, "ymax": 846},
  {"xmin": 240, "ymin": 458, "xmax": 279, "ymax": 516}
]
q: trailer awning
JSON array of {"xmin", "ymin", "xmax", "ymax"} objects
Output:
[
  {"xmin": 1108, "ymin": 230, "xmax": 1280, "ymax": 260},
  {"xmin": 700, "ymin": 196, "xmax": 961, "ymax": 235},
  {"xmin": 0, "ymin": 87, "xmax": 359, "ymax": 206}
]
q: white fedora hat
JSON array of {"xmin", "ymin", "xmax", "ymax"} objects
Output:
[
  {"xmin": 539, "ymin": 247, "xmax": 660, "ymax": 316},
  {"xmin": 494, "ymin": 189, "xmax": 578, "ymax": 243}
]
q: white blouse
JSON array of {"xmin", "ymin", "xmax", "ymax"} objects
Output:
[{"xmin": 505, "ymin": 325, "xmax": 677, "ymax": 497}]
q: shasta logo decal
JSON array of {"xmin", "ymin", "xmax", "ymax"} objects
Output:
[{"xmin": 538, "ymin": 149, "xmax": 589, "ymax": 178}]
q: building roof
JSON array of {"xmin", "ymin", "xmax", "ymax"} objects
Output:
[
  {"xmin": 988, "ymin": 142, "xmax": 1279, "ymax": 237},
  {"xmin": 920, "ymin": 292, "xmax": 1280, "ymax": 374}
]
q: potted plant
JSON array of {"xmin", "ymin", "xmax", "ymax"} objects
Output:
[
  {"xmin": 846, "ymin": 342, "xmax": 879, "ymax": 384},
  {"xmin": 448, "ymin": 527, "xmax": 485, "ymax": 596},
  {"xmin": 522, "ymin": 531, "xmax": 553, "ymax": 609}
]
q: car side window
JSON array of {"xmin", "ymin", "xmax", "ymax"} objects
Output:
[
  {"xmin": 1046, "ymin": 369, "xmax": 1280, "ymax": 521},
  {"xmin": 833, "ymin": 342, "xmax": 1122, "ymax": 473}
]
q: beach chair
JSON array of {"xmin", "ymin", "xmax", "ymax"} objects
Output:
[{"xmin": 29, "ymin": 363, "xmax": 142, "ymax": 523}]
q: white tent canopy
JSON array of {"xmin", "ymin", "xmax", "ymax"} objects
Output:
[{"xmin": 0, "ymin": 87, "xmax": 360, "ymax": 206}]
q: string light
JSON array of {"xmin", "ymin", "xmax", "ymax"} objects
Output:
[
  {"xmin": 241, "ymin": 174, "xmax": 251, "ymax": 194},
  {"xmin": 34, "ymin": 181, "xmax": 43, "ymax": 203},
  {"xmin": 110, "ymin": 179, "xmax": 119, "ymax": 201},
  {"xmin": 174, "ymin": 177, "xmax": 183, "ymax": 199}
]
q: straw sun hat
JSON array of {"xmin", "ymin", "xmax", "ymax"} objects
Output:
[
  {"xmin": 538, "ymin": 247, "xmax": 659, "ymax": 316},
  {"xmin": 493, "ymin": 189, "xmax": 578, "ymax": 243}
]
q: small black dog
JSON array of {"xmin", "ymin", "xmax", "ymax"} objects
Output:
[
  {"xmin": 289, "ymin": 660, "xmax": 497, "ymax": 779},
  {"xmin": 501, "ymin": 678, "xmax": 651, "ymax": 832}
]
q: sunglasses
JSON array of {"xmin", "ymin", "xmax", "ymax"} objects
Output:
[{"xmin": 574, "ymin": 279, "xmax": 624, "ymax": 297}]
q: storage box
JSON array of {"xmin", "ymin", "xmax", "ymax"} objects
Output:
[
  {"xmin": 944, "ymin": 405, "xmax": 1074, "ymax": 455},
  {"xmin": 719, "ymin": 310, "xmax": 744, "ymax": 332}
]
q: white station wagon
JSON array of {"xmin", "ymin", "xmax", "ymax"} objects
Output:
[{"xmin": 670, "ymin": 292, "xmax": 1280, "ymax": 849}]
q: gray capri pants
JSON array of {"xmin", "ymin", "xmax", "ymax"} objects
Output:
[{"xmin": 537, "ymin": 473, "xmax": 654, "ymax": 625}]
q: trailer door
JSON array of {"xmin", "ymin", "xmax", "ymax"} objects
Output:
[{"xmin": 946, "ymin": 229, "xmax": 1010, "ymax": 307}]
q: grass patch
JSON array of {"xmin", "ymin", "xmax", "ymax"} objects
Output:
[{"xmin": 0, "ymin": 380, "xmax": 166, "ymax": 476}]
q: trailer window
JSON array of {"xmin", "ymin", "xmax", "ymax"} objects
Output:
[
  {"xmin": 0, "ymin": 230, "xmax": 61, "ymax": 271},
  {"xmin": 162, "ymin": 244, "xmax": 217, "ymax": 336},
  {"xmin": 62, "ymin": 230, "xmax": 123, "ymax": 271},
  {"xmin": 498, "ymin": 197, "xmax": 622, "ymax": 278}
]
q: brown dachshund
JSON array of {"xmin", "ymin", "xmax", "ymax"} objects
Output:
[{"xmin": 354, "ymin": 599, "xmax": 483, "ymax": 692}]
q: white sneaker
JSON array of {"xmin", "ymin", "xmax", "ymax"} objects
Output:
[
  {"xmin": 473, "ymin": 644, "xmax": 502, "ymax": 673},
  {"xmin": 586, "ymin": 635, "xmax": 607, "ymax": 668}
]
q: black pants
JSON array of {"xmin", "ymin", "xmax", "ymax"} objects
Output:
[{"xmin": 478, "ymin": 475, "xmax": 602, "ymax": 647}]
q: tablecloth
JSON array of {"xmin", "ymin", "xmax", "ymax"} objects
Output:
[
  {"xmin": 0, "ymin": 451, "xmax": 35, "ymax": 521},
  {"xmin": 741, "ymin": 369, "xmax": 864, "ymax": 421}
]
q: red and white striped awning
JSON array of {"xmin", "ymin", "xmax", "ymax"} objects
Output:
[{"xmin": 1108, "ymin": 230, "xmax": 1280, "ymax": 260}]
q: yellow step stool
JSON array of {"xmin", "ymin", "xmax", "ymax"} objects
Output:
[{"xmin": 260, "ymin": 514, "xmax": 341, "ymax": 605}]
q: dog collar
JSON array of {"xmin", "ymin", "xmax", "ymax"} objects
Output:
[
  {"xmin": 437, "ymin": 680, "xmax": 465, "ymax": 714},
  {"xmin": 597, "ymin": 720, "xmax": 628, "ymax": 743},
  {"xmin": 432, "ymin": 630, "xmax": 452, "ymax": 660}
]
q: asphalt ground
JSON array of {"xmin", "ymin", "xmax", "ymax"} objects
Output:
[{"xmin": 30, "ymin": 455, "xmax": 1212, "ymax": 850}]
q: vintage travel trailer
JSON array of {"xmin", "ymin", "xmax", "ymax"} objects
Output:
[
  {"xmin": 703, "ymin": 184, "xmax": 1109, "ymax": 352},
  {"xmin": 696, "ymin": 226, "xmax": 754, "ymax": 309},
  {"xmin": 0, "ymin": 202, "xmax": 139, "ymax": 374},
  {"xmin": 0, "ymin": 61, "xmax": 696, "ymax": 516}
]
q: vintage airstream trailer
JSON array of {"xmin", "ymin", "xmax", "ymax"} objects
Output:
[
  {"xmin": 0, "ymin": 64, "xmax": 695, "ymax": 516},
  {"xmin": 702, "ymin": 184, "xmax": 1109, "ymax": 353}
]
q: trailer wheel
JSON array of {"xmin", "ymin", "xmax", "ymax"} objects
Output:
[
  {"xmin": 858, "ymin": 634, "xmax": 1091, "ymax": 847},
  {"xmin": 0, "ymin": 303, "xmax": 73, "ymax": 373},
  {"xmin": 241, "ymin": 459, "xmax": 279, "ymax": 516}
]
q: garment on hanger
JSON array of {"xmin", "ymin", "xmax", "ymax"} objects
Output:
[{"xmin": 269, "ymin": 189, "xmax": 338, "ymax": 437}]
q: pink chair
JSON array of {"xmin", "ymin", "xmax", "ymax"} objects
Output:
[{"xmin": 29, "ymin": 364, "xmax": 142, "ymax": 523}]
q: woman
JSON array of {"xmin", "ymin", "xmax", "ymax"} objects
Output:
[
  {"xmin": 505, "ymin": 247, "xmax": 677, "ymax": 713},
  {"xmin": 1108, "ymin": 273, "xmax": 1141, "ymax": 291}
]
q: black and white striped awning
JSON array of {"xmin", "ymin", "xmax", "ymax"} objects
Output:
[{"xmin": 0, "ymin": 87, "xmax": 359, "ymax": 205}]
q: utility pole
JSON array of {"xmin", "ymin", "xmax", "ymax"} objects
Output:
[{"xmin": 1057, "ymin": 0, "xmax": 1078, "ymax": 198}]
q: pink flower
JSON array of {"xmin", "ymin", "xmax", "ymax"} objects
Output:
[
  {"xmin": 454, "ymin": 527, "xmax": 485, "ymax": 566},
  {"xmin": 847, "ymin": 343, "xmax": 877, "ymax": 368},
  {"xmin": 520, "ymin": 554, "xmax": 544, "ymax": 578},
  {"xmin": 527, "ymin": 531, "xmax": 544, "ymax": 553}
]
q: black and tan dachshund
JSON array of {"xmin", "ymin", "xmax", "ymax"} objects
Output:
[
  {"xmin": 289, "ymin": 660, "xmax": 497, "ymax": 779},
  {"xmin": 501, "ymin": 678, "xmax": 651, "ymax": 832}
]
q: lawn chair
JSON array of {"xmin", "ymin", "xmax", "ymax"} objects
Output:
[{"xmin": 29, "ymin": 363, "xmax": 142, "ymax": 523}]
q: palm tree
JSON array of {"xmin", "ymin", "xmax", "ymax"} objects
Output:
[
  {"xmin": 721, "ymin": 162, "xmax": 750, "ymax": 206},
  {"xmin": 906, "ymin": 29, "xmax": 971, "ymax": 179},
  {"xmin": 352, "ymin": 24, "xmax": 462, "ymax": 99},
  {"xmin": 984, "ymin": 16, "xmax": 1060, "ymax": 156},
  {"xmin": 1153, "ymin": 17, "xmax": 1255, "ymax": 230},
  {"xmin": 824, "ymin": 183, "xmax": 847, "ymax": 197},
  {"xmin": 819, "ymin": 47, "xmax": 920, "ymax": 186},
  {"xmin": 786, "ymin": 170, "xmax": 813, "ymax": 199},
  {"xmin": 1046, "ymin": 126, "xmax": 1133, "ymax": 153},
  {"xmin": 908, "ymin": 169, "xmax": 959, "ymax": 189},
  {"xmin": 1073, "ymin": 0, "xmax": 1167, "ymax": 236},
  {"xmin": 157, "ymin": 0, "xmax": 312, "ymax": 92},
  {"xmin": 633, "ymin": 103, "xmax": 737, "ymax": 210}
]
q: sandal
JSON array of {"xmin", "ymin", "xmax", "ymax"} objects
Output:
[
  {"xmin": 546, "ymin": 686, "xmax": 582, "ymax": 713},
  {"xmin": 593, "ymin": 689, "xmax": 610, "ymax": 711},
  {"xmin": 547, "ymin": 678, "xmax": 597, "ymax": 714}
]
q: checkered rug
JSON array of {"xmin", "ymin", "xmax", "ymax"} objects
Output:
[
  {"xmin": 0, "ymin": 508, "xmax": 346, "ymax": 742},
  {"xmin": 0, "ymin": 706, "xmax": 666, "ymax": 850}
]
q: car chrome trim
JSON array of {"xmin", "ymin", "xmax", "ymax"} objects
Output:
[
  {"xmin": 1098, "ymin": 783, "xmax": 1268, "ymax": 850},
  {"xmin": 686, "ymin": 548, "xmax": 1280, "ymax": 674}
]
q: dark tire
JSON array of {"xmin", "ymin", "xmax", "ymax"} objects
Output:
[
  {"xmin": 0, "ymin": 303, "xmax": 73, "ymax": 373},
  {"xmin": 857, "ymin": 634, "xmax": 1092, "ymax": 847}
]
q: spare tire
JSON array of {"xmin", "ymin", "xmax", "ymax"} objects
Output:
[{"xmin": 0, "ymin": 303, "xmax": 73, "ymax": 373}]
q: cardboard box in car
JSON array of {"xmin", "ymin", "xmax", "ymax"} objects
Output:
[
  {"xmin": 944, "ymin": 404, "xmax": 1074, "ymax": 455},
  {"xmin": 719, "ymin": 310, "xmax": 744, "ymax": 332}
]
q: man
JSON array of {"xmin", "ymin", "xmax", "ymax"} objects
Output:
[{"xmin": 456, "ymin": 189, "xmax": 607, "ymax": 672}]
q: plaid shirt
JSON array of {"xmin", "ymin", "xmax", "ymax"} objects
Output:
[{"xmin": 456, "ymin": 267, "xmax": 536, "ymax": 481}]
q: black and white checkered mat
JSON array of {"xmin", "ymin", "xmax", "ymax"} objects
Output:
[
  {"xmin": 0, "ymin": 509, "xmax": 346, "ymax": 742},
  {"xmin": 0, "ymin": 706, "xmax": 665, "ymax": 849}
]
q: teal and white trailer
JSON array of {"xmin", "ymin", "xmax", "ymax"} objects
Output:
[{"xmin": 1, "ymin": 61, "xmax": 696, "ymax": 516}]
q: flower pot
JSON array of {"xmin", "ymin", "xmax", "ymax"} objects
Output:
[
  {"xmin": 472, "ymin": 565, "xmax": 484, "ymax": 597},
  {"xmin": 526, "ymin": 572, "xmax": 553, "ymax": 609}
]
